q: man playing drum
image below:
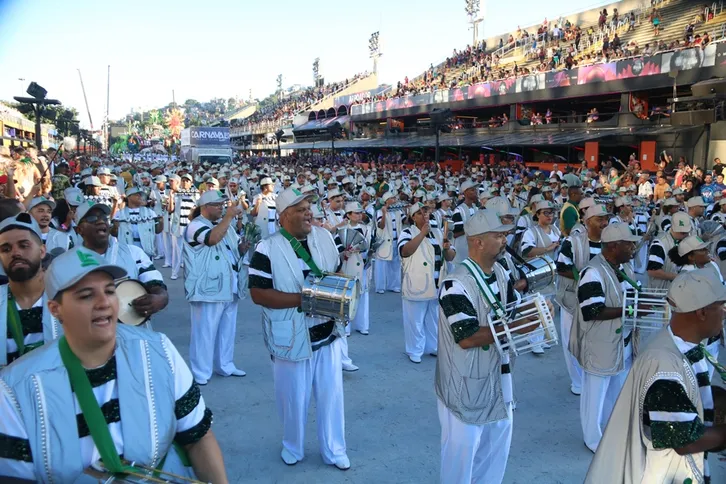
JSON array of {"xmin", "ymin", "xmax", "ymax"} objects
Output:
[
  {"xmin": 399, "ymin": 202, "xmax": 455, "ymax": 364},
  {"xmin": 374, "ymin": 191, "xmax": 404, "ymax": 294},
  {"xmin": 0, "ymin": 248, "xmax": 228, "ymax": 483},
  {"xmin": 555, "ymin": 204, "xmax": 610, "ymax": 396},
  {"xmin": 436, "ymin": 210, "xmax": 537, "ymax": 484},
  {"xmin": 648, "ymin": 211, "xmax": 693, "ymax": 290},
  {"xmin": 75, "ymin": 200, "xmax": 168, "ymax": 327},
  {"xmin": 248, "ymin": 187, "xmax": 350, "ymax": 470},
  {"xmin": 451, "ymin": 180, "xmax": 479, "ymax": 264},
  {"xmin": 0, "ymin": 214, "xmax": 62, "ymax": 368},
  {"xmin": 586, "ymin": 269, "xmax": 726, "ymax": 484},
  {"xmin": 184, "ymin": 190, "xmax": 248, "ymax": 386},
  {"xmin": 571, "ymin": 222, "xmax": 641, "ymax": 453}
]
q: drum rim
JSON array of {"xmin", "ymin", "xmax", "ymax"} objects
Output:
[{"xmin": 116, "ymin": 279, "xmax": 149, "ymax": 326}]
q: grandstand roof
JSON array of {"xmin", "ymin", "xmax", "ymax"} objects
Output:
[{"xmin": 273, "ymin": 125, "xmax": 693, "ymax": 150}]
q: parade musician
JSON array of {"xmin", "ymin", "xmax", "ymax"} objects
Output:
[
  {"xmin": 248, "ymin": 187, "xmax": 350, "ymax": 470},
  {"xmin": 0, "ymin": 248, "xmax": 227, "ymax": 483}
]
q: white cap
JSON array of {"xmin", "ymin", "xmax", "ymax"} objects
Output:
[
  {"xmin": 579, "ymin": 198, "xmax": 596, "ymax": 211},
  {"xmin": 464, "ymin": 209, "xmax": 514, "ymax": 236},
  {"xmin": 584, "ymin": 204, "xmax": 610, "ymax": 221},
  {"xmin": 535, "ymin": 200, "xmax": 555, "ymax": 212},
  {"xmin": 84, "ymin": 176, "xmax": 102, "ymax": 187},
  {"xmin": 197, "ymin": 190, "xmax": 227, "ymax": 206},
  {"xmin": 460, "ymin": 180, "xmax": 480, "ymax": 193},
  {"xmin": 668, "ymin": 268, "xmax": 726, "ymax": 313},
  {"xmin": 662, "ymin": 197, "xmax": 679, "ymax": 207},
  {"xmin": 671, "ymin": 212, "xmax": 693, "ymax": 233},
  {"xmin": 277, "ymin": 187, "xmax": 314, "ymax": 215},
  {"xmin": 327, "ymin": 189, "xmax": 344, "ymax": 199},
  {"xmin": 686, "ymin": 196, "xmax": 707, "ymax": 208},
  {"xmin": 408, "ymin": 202, "xmax": 425, "ymax": 217},
  {"xmin": 75, "ymin": 200, "xmax": 111, "ymax": 224},
  {"xmin": 614, "ymin": 196, "xmax": 630, "ymax": 207},
  {"xmin": 345, "ymin": 202, "xmax": 363, "ymax": 213},
  {"xmin": 677, "ymin": 235, "xmax": 709, "ymax": 257},
  {"xmin": 601, "ymin": 222, "xmax": 641, "ymax": 243},
  {"xmin": 260, "ymin": 177, "xmax": 274, "ymax": 186},
  {"xmin": 45, "ymin": 248, "xmax": 126, "ymax": 300}
]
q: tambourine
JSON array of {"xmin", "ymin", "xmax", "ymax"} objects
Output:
[{"xmin": 116, "ymin": 279, "xmax": 149, "ymax": 326}]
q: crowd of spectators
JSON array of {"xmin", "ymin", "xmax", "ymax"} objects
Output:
[{"xmin": 235, "ymin": 72, "xmax": 370, "ymax": 131}]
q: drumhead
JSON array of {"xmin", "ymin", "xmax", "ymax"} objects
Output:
[{"xmin": 116, "ymin": 279, "xmax": 148, "ymax": 326}]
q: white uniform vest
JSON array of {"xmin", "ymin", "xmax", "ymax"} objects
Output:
[
  {"xmin": 401, "ymin": 225, "xmax": 444, "ymax": 301},
  {"xmin": 115, "ymin": 206, "xmax": 157, "ymax": 257},
  {"xmin": 375, "ymin": 209, "xmax": 404, "ymax": 261}
]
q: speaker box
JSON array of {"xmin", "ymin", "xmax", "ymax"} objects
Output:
[
  {"xmin": 691, "ymin": 78, "xmax": 726, "ymax": 97},
  {"xmin": 671, "ymin": 110, "xmax": 716, "ymax": 126}
]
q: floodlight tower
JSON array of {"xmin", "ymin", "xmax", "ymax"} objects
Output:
[
  {"xmin": 465, "ymin": 0, "xmax": 484, "ymax": 47},
  {"xmin": 313, "ymin": 58, "xmax": 320, "ymax": 87},
  {"xmin": 369, "ymin": 31, "xmax": 382, "ymax": 75}
]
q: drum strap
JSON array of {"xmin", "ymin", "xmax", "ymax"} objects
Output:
[
  {"xmin": 7, "ymin": 292, "xmax": 29, "ymax": 357},
  {"xmin": 280, "ymin": 228, "xmax": 323, "ymax": 277},
  {"xmin": 462, "ymin": 259, "xmax": 506, "ymax": 319},
  {"xmin": 702, "ymin": 344, "xmax": 726, "ymax": 384},
  {"xmin": 58, "ymin": 336, "xmax": 135, "ymax": 475},
  {"xmin": 616, "ymin": 268, "xmax": 641, "ymax": 292}
]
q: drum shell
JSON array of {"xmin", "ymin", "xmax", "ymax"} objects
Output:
[
  {"xmin": 521, "ymin": 256, "xmax": 556, "ymax": 294},
  {"xmin": 301, "ymin": 273, "xmax": 361, "ymax": 321}
]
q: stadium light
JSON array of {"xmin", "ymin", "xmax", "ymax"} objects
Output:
[
  {"xmin": 313, "ymin": 58, "xmax": 320, "ymax": 86},
  {"xmin": 465, "ymin": 0, "xmax": 484, "ymax": 47},
  {"xmin": 14, "ymin": 82, "xmax": 60, "ymax": 150},
  {"xmin": 369, "ymin": 31, "xmax": 382, "ymax": 74},
  {"xmin": 431, "ymin": 108, "xmax": 453, "ymax": 168}
]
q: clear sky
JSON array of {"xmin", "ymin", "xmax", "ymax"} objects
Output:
[{"xmin": 0, "ymin": 0, "xmax": 602, "ymax": 129}]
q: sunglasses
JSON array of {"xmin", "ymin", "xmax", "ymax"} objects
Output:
[
  {"xmin": 82, "ymin": 214, "xmax": 109, "ymax": 224},
  {"xmin": 540, "ymin": 210, "xmax": 555, "ymax": 216}
]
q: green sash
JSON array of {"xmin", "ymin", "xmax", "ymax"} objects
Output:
[
  {"xmin": 59, "ymin": 336, "xmax": 134, "ymax": 475},
  {"xmin": 279, "ymin": 228, "xmax": 323, "ymax": 276},
  {"xmin": 58, "ymin": 337, "xmax": 190, "ymax": 477},
  {"xmin": 7, "ymin": 292, "xmax": 44, "ymax": 358},
  {"xmin": 461, "ymin": 259, "xmax": 506, "ymax": 319}
]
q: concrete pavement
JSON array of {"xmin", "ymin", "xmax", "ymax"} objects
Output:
[{"xmin": 153, "ymin": 266, "xmax": 726, "ymax": 484}]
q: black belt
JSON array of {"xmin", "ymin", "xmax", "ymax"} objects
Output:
[{"xmin": 309, "ymin": 320, "xmax": 335, "ymax": 343}]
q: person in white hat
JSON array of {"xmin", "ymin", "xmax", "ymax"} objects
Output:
[
  {"xmin": 432, "ymin": 193, "xmax": 453, "ymax": 233},
  {"xmin": 374, "ymin": 191, "xmax": 404, "ymax": 294},
  {"xmin": 323, "ymin": 189, "xmax": 346, "ymax": 232},
  {"xmin": 248, "ymin": 187, "xmax": 351, "ymax": 470},
  {"xmin": 149, "ymin": 174, "xmax": 171, "ymax": 261},
  {"xmin": 647, "ymin": 211, "xmax": 694, "ymax": 290},
  {"xmin": 250, "ymin": 176, "xmax": 278, "ymax": 238},
  {"xmin": 183, "ymin": 189, "xmax": 248, "ymax": 385},
  {"xmin": 686, "ymin": 196, "xmax": 707, "ymax": 237},
  {"xmin": 110, "ymin": 187, "xmax": 161, "ymax": 258},
  {"xmin": 96, "ymin": 167, "xmax": 121, "ymax": 208},
  {"xmin": 654, "ymin": 197, "xmax": 680, "ymax": 233},
  {"xmin": 332, "ymin": 201, "xmax": 373, "ymax": 373},
  {"xmin": 571, "ymin": 222, "xmax": 641, "ymax": 453},
  {"xmin": 519, "ymin": 200, "xmax": 561, "ymax": 354},
  {"xmin": 0, "ymin": 213, "xmax": 62, "ymax": 367},
  {"xmin": 451, "ymin": 180, "xmax": 479, "ymax": 264},
  {"xmin": 436, "ymin": 209, "xmax": 537, "ymax": 483},
  {"xmin": 169, "ymin": 174, "xmax": 200, "ymax": 280},
  {"xmin": 0, "ymin": 247, "xmax": 228, "ymax": 483},
  {"xmin": 555, "ymin": 204, "xmax": 610, "ymax": 395},
  {"xmin": 27, "ymin": 196, "xmax": 71, "ymax": 252},
  {"xmin": 667, "ymin": 234, "xmax": 724, "ymax": 378},
  {"xmin": 399, "ymin": 202, "xmax": 455, "ymax": 364},
  {"xmin": 585, "ymin": 268, "xmax": 726, "ymax": 483}
]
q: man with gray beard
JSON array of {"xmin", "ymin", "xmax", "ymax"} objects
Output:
[{"xmin": 0, "ymin": 213, "xmax": 62, "ymax": 368}]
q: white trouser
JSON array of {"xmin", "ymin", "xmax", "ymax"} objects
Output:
[
  {"xmin": 155, "ymin": 232, "xmax": 165, "ymax": 258},
  {"xmin": 402, "ymin": 298, "xmax": 439, "ymax": 358},
  {"xmin": 351, "ymin": 291, "xmax": 370, "ymax": 333},
  {"xmin": 171, "ymin": 233, "xmax": 183, "ymax": 277},
  {"xmin": 633, "ymin": 244, "xmax": 648, "ymax": 274},
  {"xmin": 273, "ymin": 338, "xmax": 347, "ymax": 463},
  {"xmin": 340, "ymin": 323, "xmax": 353, "ymax": 367},
  {"xmin": 162, "ymin": 231, "xmax": 172, "ymax": 266},
  {"xmin": 581, "ymin": 349, "xmax": 632, "ymax": 452},
  {"xmin": 189, "ymin": 299, "xmax": 239, "ymax": 382},
  {"xmin": 438, "ymin": 399, "xmax": 513, "ymax": 484},
  {"xmin": 560, "ymin": 308, "xmax": 583, "ymax": 391},
  {"xmin": 375, "ymin": 256, "xmax": 401, "ymax": 292}
]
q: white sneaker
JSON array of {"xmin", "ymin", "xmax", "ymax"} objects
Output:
[
  {"xmin": 409, "ymin": 355, "xmax": 422, "ymax": 364},
  {"xmin": 228, "ymin": 368, "xmax": 246, "ymax": 377},
  {"xmin": 333, "ymin": 455, "xmax": 350, "ymax": 470},
  {"xmin": 194, "ymin": 379, "xmax": 208, "ymax": 386},
  {"xmin": 532, "ymin": 345, "xmax": 545, "ymax": 355},
  {"xmin": 162, "ymin": 264, "xmax": 171, "ymax": 268},
  {"xmin": 357, "ymin": 329, "xmax": 369, "ymax": 335},
  {"xmin": 281, "ymin": 448, "xmax": 298, "ymax": 466},
  {"xmin": 342, "ymin": 363, "xmax": 359, "ymax": 372},
  {"xmin": 170, "ymin": 274, "xmax": 178, "ymax": 280},
  {"xmin": 571, "ymin": 385, "xmax": 582, "ymax": 396},
  {"xmin": 542, "ymin": 343, "xmax": 552, "ymax": 349}
]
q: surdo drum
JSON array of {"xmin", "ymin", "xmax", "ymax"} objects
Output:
[{"xmin": 301, "ymin": 272, "xmax": 361, "ymax": 322}]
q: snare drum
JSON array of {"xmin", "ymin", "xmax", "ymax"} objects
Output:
[
  {"xmin": 116, "ymin": 279, "xmax": 149, "ymax": 326},
  {"xmin": 301, "ymin": 273, "xmax": 360, "ymax": 321},
  {"xmin": 488, "ymin": 293, "xmax": 558, "ymax": 357},
  {"xmin": 519, "ymin": 256, "xmax": 556, "ymax": 294},
  {"xmin": 621, "ymin": 288, "xmax": 671, "ymax": 332}
]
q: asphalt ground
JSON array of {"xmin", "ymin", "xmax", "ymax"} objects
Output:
[{"xmin": 153, "ymin": 265, "xmax": 726, "ymax": 484}]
